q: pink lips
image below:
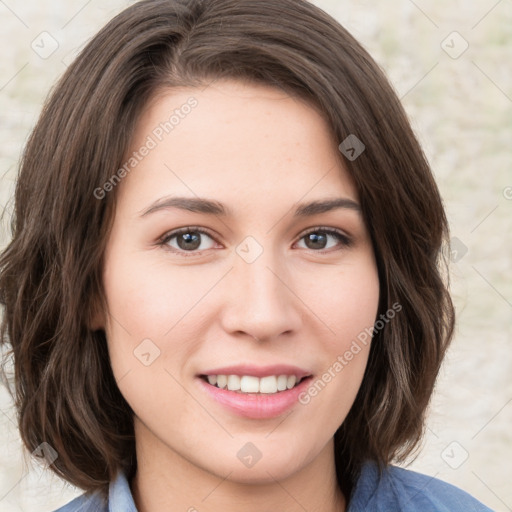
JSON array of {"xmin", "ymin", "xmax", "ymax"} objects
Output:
[{"xmin": 196, "ymin": 364, "xmax": 313, "ymax": 419}]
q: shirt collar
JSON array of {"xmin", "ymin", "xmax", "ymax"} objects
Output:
[
  {"xmin": 108, "ymin": 461, "xmax": 380, "ymax": 512},
  {"xmin": 109, "ymin": 470, "xmax": 138, "ymax": 512}
]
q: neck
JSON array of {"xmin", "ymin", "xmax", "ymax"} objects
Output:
[{"xmin": 130, "ymin": 420, "xmax": 346, "ymax": 512}]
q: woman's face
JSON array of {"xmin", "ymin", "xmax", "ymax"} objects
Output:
[{"xmin": 99, "ymin": 79, "xmax": 379, "ymax": 484}]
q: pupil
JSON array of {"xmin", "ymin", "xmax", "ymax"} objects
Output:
[
  {"xmin": 306, "ymin": 232, "xmax": 326, "ymax": 250},
  {"xmin": 178, "ymin": 232, "xmax": 201, "ymax": 250}
]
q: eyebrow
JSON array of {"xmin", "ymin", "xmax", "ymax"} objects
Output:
[{"xmin": 139, "ymin": 196, "xmax": 361, "ymax": 217}]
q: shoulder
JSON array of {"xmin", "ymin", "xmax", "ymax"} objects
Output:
[
  {"xmin": 52, "ymin": 470, "xmax": 137, "ymax": 512},
  {"xmin": 386, "ymin": 465, "xmax": 494, "ymax": 511},
  {"xmin": 52, "ymin": 491, "xmax": 107, "ymax": 512},
  {"xmin": 348, "ymin": 461, "xmax": 495, "ymax": 512}
]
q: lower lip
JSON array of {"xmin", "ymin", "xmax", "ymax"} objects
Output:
[{"xmin": 196, "ymin": 376, "xmax": 313, "ymax": 419}]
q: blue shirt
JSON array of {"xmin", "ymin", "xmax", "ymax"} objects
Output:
[{"xmin": 54, "ymin": 461, "xmax": 494, "ymax": 511}]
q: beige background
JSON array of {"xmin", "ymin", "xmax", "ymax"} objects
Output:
[{"xmin": 0, "ymin": 0, "xmax": 511, "ymax": 511}]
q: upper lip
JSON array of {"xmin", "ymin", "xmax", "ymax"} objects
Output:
[{"xmin": 198, "ymin": 364, "xmax": 312, "ymax": 380}]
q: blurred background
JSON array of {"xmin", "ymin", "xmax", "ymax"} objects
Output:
[{"xmin": 0, "ymin": 0, "xmax": 511, "ymax": 510}]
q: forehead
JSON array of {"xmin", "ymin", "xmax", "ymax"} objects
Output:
[{"xmin": 116, "ymin": 79, "xmax": 358, "ymax": 214}]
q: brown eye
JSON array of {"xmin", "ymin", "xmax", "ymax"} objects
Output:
[
  {"xmin": 161, "ymin": 228, "xmax": 216, "ymax": 254},
  {"xmin": 297, "ymin": 228, "xmax": 351, "ymax": 251}
]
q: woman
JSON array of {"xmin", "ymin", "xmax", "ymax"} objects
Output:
[{"xmin": 0, "ymin": 0, "xmax": 494, "ymax": 510}]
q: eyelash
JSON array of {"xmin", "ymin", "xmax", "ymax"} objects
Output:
[{"xmin": 157, "ymin": 226, "xmax": 352, "ymax": 257}]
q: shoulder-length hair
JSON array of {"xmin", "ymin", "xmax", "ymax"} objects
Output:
[{"xmin": 0, "ymin": 0, "xmax": 454, "ymax": 501}]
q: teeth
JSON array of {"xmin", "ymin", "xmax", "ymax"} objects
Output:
[
  {"xmin": 216, "ymin": 375, "xmax": 227, "ymax": 389},
  {"xmin": 227, "ymin": 375, "xmax": 240, "ymax": 390},
  {"xmin": 205, "ymin": 374, "xmax": 301, "ymax": 394},
  {"xmin": 276, "ymin": 375, "xmax": 289, "ymax": 391},
  {"xmin": 241, "ymin": 375, "xmax": 260, "ymax": 393}
]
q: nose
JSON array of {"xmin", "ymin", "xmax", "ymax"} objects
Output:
[{"xmin": 219, "ymin": 244, "xmax": 302, "ymax": 342}]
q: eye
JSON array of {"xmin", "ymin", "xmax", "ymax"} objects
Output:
[
  {"xmin": 159, "ymin": 227, "xmax": 217, "ymax": 255},
  {"xmin": 296, "ymin": 227, "xmax": 352, "ymax": 251},
  {"xmin": 158, "ymin": 226, "xmax": 351, "ymax": 256}
]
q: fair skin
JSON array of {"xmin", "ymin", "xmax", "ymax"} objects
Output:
[{"xmin": 94, "ymin": 79, "xmax": 380, "ymax": 512}]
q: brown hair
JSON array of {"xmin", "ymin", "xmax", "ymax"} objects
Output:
[{"xmin": 0, "ymin": 0, "xmax": 454, "ymax": 502}]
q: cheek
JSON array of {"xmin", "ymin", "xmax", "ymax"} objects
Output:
[
  {"xmin": 101, "ymin": 242, "xmax": 230, "ymax": 396},
  {"xmin": 310, "ymin": 254, "xmax": 379, "ymax": 388},
  {"xmin": 101, "ymin": 248, "xmax": 206, "ymax": 419},
  {"xmin": 103, "ymin": 247, "xmax": 213, "ymax": 336},
  {"xmin": 296, "ymin": 260, "xmax": 379, "ymax": 424},
  {"xmin": 308, "ymin": 256, "xmax": 380, "ymax": 346}
]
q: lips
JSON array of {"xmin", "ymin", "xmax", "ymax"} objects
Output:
[
  {"xmin": 196, "ymin": 373, "xmax": 314, "ymax": 419},
  {"xmin": 195, "ymin": 363, "xmax": 314, "ymax": 418}
]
